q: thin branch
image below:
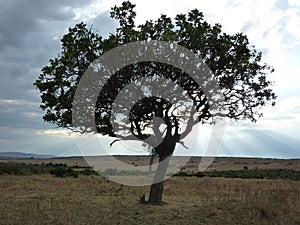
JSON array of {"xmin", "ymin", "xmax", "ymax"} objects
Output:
[
  {"xmin": 178, "ymin": 141, "xmax": 189, "ymax": 149},
  {"xmin": 110, "ymin": 139, "xmax": 120, "ymax": 147}
]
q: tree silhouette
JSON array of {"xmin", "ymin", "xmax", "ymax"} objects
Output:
[{"xmin": 34, "ymin": 1, "xmax": 276, "ymax": 204}]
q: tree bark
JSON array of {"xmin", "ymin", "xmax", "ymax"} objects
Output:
[
  {"xmin": 148, "ymin": 151, "xmax": 172, "ymax": 204},
  {"xmin": 148, "ymin": 152, "xmax": 156, "ymax": 173},
  {"xmin": 147, "ymin": 121, "xmax": 179, "ymax": 204}
]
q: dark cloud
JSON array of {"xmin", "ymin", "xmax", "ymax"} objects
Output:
[
  {"xmin": 0, "ymin": 1, "xmax": 121, "ymax": 156},
  {"xmin": 0, "ymin": 0, "xmax": 93, "ymax": 147},
  {"xmin": 0, "ymin": 0, "xmax": 93, "ymax": 50},
  {"xmin": 0, "ymin": 0, "xmax": 94, "ymax": 101}
]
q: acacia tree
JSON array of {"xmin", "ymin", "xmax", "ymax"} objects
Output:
[{"xmin": 34, "ymin": 1, "xmax": 276, "ymax": 204}]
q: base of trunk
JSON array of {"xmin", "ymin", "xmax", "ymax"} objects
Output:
[
  {"xmin": 142, "ymin": 201, "xmax": 167, "ymax": 205},
  {"xmin": 148, "ymin": 181, "xmax": 164, "ymax": 204},
  {"xmin": 147, "ymin": 154, "xmax": 172, "ymax": 204}
]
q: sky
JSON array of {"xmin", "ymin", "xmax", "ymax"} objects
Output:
[{"xmin": 0, "ymin": 0, "xmax": 299, "ymax": 158}]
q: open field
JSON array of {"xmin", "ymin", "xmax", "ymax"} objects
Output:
[
  {"xmin": 0, "ymin": 156, "xmax": 299, "ymax": 224},
  {"xmin": 0, "ymin": 174, "xmax": 299, "ymax": 225},
  {"xmin": 1, "ymin": 156, "xmax": 300, "ymax": 172}
]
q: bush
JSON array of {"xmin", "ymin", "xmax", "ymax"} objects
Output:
[
  {"xmin": 50, "ymin": 167, "xmax": 78, "ymax": 178},
  {"xmin": 205, "ymin": 169, "xmax": 300, "ymax": 180},
  {"xmin": 0, "ymin": 162, "xmax": 100, "ymax": 178},
  {"xmin": 79, "ymin": 169, "xmax": 99, "ymax": 176},
  {"xmin": 173, "ymin": 169, "xmax": 300, "ymax": 181},
  {"xmin": 0, "ymin": 163, "xmax": 29, "ymax": 175}
]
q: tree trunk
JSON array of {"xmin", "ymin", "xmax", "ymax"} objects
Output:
[
  {"xmin": 148, "ymin": 152, "xmax": 172, "ymax": 204},
  {"xmin": 148, "ymin": 152, "xmax": 156, "ymax": 173}
]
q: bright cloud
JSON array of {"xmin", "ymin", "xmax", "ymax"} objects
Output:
[{"xmin": 37, "ymin": 129, "xmax": 73, "ymax": 137}]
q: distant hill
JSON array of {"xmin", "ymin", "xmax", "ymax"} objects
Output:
[{"xmin": 0, "ymin": 152, "xmax": 56, "ymax": 159}]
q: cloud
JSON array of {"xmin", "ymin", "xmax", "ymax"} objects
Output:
[
  {"xmin": 0, "ymin": 127, "xmax": 79, "ymax": 156},
  {"xmin": 0, "ymin": 98, "xmax": 36, "ymax": 106},
  {"xmin": 0, "ymin": 138, "xmax": 11, "ymax": 144},
  {"xmin": 0, "ymin": 0, "xmax": 96, "ymax": 134},
  {"xmin": 0, "ymin": 99, "xmax": 42, "ymax": 128},
  {"xmin": 220, "ymin": 128, "xmax": 300, "ymax": 158},
  {"xmin": 274, "ymin": 0, "xmax": 289, "ymax": 11},
  {"xmin": 73, "ymin": 0, "xmax": 120, "ymax": 22},
  {"xmin": 288, "ymin": 0, "xmax": 300, "ymax": 7},
  {"xmin": 0, "ymin": 4, "xmax": 119, "ymax": 139},
  {"xmin": 285, "ymin": 8, "xmax": 300, "ymax": 39},
  {"xmin": 90, "ymin": 11, "xmax": 118, "ymax": 38},
  {"xmin": 0, "ymin": 0, "xmax": 93, "ymax": 50},
  {"xmin": 263, "ymin": 115, "xmax": 295, "ymax": 120},
  {"xmin": 37, "ymin": 129, "xmax": 73, "ymax": 137}
]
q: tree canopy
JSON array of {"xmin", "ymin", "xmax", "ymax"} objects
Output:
[
  {"xmin": 35, "ymin": 1, "xmax": 275, "ymax": 136},
  {"xmin": 34, "ymin": 1, "xmax": 276, "ymax": 204}
]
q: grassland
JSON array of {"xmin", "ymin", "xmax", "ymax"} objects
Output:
[
  {"xmin": 0, "ymin": 156, "xmax": 299, "ymax": 224},
  {"xmin": 0, "ymin": 174, "xmax": 299, "ymax": 224},
  {"xmin": 2, "ymin": 156, "xmax": 299, "ymax": 172}
]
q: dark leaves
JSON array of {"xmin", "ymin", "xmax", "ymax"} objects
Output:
[{"xmin": 34, "ymin": 1, "xmax": 276, "ymax": 139}]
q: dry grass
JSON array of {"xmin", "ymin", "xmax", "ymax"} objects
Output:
[
  {"xmin": 0, "ymin": 175, "xmax": 299, "ymax": 225},
  {"xmin": 2, "ymin": 156, "xmax": 299, "ymax": 172}
]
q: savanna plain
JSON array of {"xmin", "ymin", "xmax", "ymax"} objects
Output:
[{"xmin": 0, "ymin": 156, "xmax": 299, "ymax": 225}]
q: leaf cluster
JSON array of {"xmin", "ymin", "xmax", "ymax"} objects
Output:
[{"xmin": 34, "ymin": 1, "xmax": 276, "ymax": 141}]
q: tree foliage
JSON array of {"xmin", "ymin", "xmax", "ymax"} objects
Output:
[
  {"xmin": 35, "ymin": 2, "xmax": 275, "ymax": 136},
  {"xmin": 34, "ymin": 1, "xmax": 276, "ymax": 203}
]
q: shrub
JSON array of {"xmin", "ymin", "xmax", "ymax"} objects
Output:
[
  {"xmin": 172, "ymin": 169, "xmax": 300, "ymax": 180},
  {"xmin": 50, "ymin": 167, "xmax": 78, "ymax": 178},
  {"xmin": 79, "ymin": 169, "xmax": 99, "ymax": 176}
]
